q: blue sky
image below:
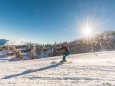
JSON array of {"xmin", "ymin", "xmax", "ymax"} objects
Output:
[{"xmin": 0, "ymin": 0, "xmax": 115, "ymax": 44}]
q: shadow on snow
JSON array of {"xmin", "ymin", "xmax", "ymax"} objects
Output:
[{"xmin": 2, "ymin": 63, "xmax": 61, "ymax": 79}]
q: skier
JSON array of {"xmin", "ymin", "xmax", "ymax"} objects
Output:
[{"xmin": 57, "ymin": 44, "xmax": 71, "ymax": 62}]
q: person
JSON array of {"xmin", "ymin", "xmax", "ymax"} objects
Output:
[{"xmin": 57, "ymin": 44, "xmax": 71, "ymax": 62}]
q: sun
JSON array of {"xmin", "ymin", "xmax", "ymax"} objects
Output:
[
  {"xmin": 79, "ymin": 17, "xmax": 94, "ymax": 38},
  {"xmin": 80, "ymin": 22, "xmax": 93, "ymax": 38},
  {"xmin": 83, "ymin": 26, "xmax": 92, "ymax": 37},
  {"xmin": 76, "ymin": 15, "xmax": 99, "ymax": 38}
]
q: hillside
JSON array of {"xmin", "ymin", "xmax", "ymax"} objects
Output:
[{"xmin": 0, "ymin": 51, "xmax": 115, "ymax": 86}]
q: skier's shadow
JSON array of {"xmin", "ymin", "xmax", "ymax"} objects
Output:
[{"xmin": 2, "ymin": 63, "xmax": 62, "ymax": 79}]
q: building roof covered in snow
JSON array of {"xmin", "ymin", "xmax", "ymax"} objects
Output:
[{"xmin": 4, "ymin": 40, "xmax": 27, "ymax": 46}]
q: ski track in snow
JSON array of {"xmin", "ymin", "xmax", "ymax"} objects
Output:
[{"xmin": 0, "ymin": 51, "xmax": 115, "ymax": 86}]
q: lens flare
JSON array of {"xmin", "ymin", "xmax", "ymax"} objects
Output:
[{"xmin": 82, "ymin": 24, "xmax": 92, "ymax": 38}]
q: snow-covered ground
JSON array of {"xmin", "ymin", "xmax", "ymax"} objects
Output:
[{"xmin": 0, "ymin": 51, "xmax": 115, "ymax": 86}]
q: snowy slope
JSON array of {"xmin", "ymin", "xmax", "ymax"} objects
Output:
[{"xmin": 0, "ymin": 51, "xmax": 115, "ymax": 86}]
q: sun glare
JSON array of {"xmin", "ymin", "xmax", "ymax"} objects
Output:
[
  {"xmin": 76, "ymin": 15, "xmax": 101, "ymax": 38},
  {"xmin": 78, "ymin": 16, "xmax": 95, "ymax": 38},
  {"xmin": 83, "ymin": 26, "xmax": 92, "ymax": 37}
]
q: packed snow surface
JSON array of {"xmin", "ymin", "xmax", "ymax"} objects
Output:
[{"xmin": 0, "ymin": 51, "xmax": 115, "ymax": 86}]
